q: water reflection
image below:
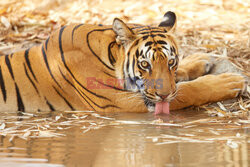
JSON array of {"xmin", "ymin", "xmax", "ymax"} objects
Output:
[{"xmin": 0, "ymin": 110, "xmax": 249, "ymax": 167}]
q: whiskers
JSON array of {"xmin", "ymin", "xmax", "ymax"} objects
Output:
[
  {"xmin": 171, "ymin": 86, "xmax": 185, "ymax": 103},
  {"xmin": 143, "ymin": 90, "xmax": 159, "ymax": 103},
  {"xmin": 167, "ymin": 89, "xmax": 178, "ymax": 101},
  {"xmin": 122, "ymin": 93, "xmax": 146, "ymax": 108},
  {"xmin": 118, "ymin": 92, "xmax": 144, "ymax": 103}
]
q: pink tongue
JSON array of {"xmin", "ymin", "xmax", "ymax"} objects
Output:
[{"xmin": 154, "ymin": 102, "xmax": 170, "ymax": 115}]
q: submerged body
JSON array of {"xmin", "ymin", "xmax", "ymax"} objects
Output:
[{"xmin": 0, "ymin": 12, "xmax": 246, "ymax": 113}]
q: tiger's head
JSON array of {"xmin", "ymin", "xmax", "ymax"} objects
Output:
[{"xmin": 113, "ymin": 12, "xmax": 178, "ymax": 114}]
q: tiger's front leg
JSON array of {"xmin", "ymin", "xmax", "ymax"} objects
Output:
[
  {"xmin": 170, "ymin": 73, "xmax": 247, "ymax": 110},
  {"xmin": 176, "ymin": 53, "xmax": 214, "ymax": 82}
]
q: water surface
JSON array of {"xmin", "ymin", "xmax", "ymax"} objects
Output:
[{"xmin": 0, "ymin": 110, "xmax": 249, "ymax": 167}]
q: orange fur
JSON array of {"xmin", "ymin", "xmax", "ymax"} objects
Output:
[{"xmin": 0, "ymin": 12, "xmax": 246, "ymax": 112}]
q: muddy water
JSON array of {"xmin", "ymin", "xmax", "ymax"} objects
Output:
[{"xmin": 0, "ymin": 110, "xmax": 249, "ymax": 167}]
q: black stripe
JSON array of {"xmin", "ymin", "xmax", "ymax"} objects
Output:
[
  {"xmin": 148, "ymin": 27, "xmax": 161, "ymax": 30},
  {"xmin": 137, "ymin": 27, "xmax": 160, "ymax": 31},
  {"xmin": 137, "ymin": 62, "xmax": 143, "ymax": 71},
  {"xmin": 126, "ymin": 52, "xmax": 130, "ymax": 74},
  {"xmin": 145, "ymin": 41, "xmax": 153, "ymax": 47},
  {"xmin": 45, "ymin": 97, "xmax": 55, "ymax": 111},
  {"xmin": 170, "ymin": 46, "xmax": 176, "ymax": 53},
  {"xmin": 139, "ymin": 31, "xmax": 165, "ymax": 34},
  {"xmin": 142, "ymin": 35, "xmax": 149, "ymax": 40},
  {"xmin": 15, "ymin": 83, "xmax": 25, "ymax": 111},
  {"xmin": 137, "ymin": 28, "xmax": 150, "ymax": 32},
  {"xmin": 152, "ymin": 50, "xmax": 156, "ymax": 61},
  {"xmin": 122, "ymin": 61, "xmax": 126, "ymax": 88},
  {"xmin": 150, "ymin": 34, "xmax": 156, "ymax": 38},
  {"xmin": 133, "ymin": 39, "xmax": 139, "ymax": 46},
  {"xmin": 140, "ymin": 31, "xmax": 150, "ymax": 34},
  {"xmin": 144, "ymin": 90, "xmax": 155, "ymax": 98},
  {"xmin": 145, "ymin": 95, "xmax": 155, "ymax": 100},
  {"xmin": 58, "ymin": 67, "xmax": 118, "ymax": 110},
  {"xmin": 103, "ymin": 71, "xmax": 116, "ymax": 78},
  {"xmin": 45, "ymin": 37, "xmax": 50, "ymax": 50},
  {"xmin": 0, "ymin": 66, "xmax": 6, "ymax": 102},
  {"xmin": 140, "ymin": 50, "xmax": 143, "ymax": 56},
  {"xmin": 24, "ymin": 49, "xmax": 38, "ymax": 82},
  {"xmin": 23, "ymin": 63, "xmax": 40, "ymax": 95},
  {"xmin": 145, "ymin": 46, "xmax": 152, "ymax": 58},
  {"xmin": 78, "ymin": 91, "xmax": 119, "ymax": 109},
  {"xmin": 135, "ymin": 49, "xmax": 139, "ymax": 58},
  {"xmin": 162, "ymin": 46, "xmax": 169, "ymax": 51},
  {"xmin": 108, "ymin": 41, "xmax": 116, "ymax": 66},
  {"xmin": 41, "ymin": 45, "xmax": 63, "ymax": 89},
  {"xmin": 53, "ymin": 86, "xmax": 75, "ymax": 110},
  {"xmin": 125, "ymin": 51, "xmax": 133, "ymax": 88},
  {"xmin": 150, "ymin": 30, "xmax": 166, "ymax": 33},
  {"xmin": 161, "ymin": 51, "xmax": 168, "ymax": 58},
  {"xmin": 95, "ymin": 80, "xmax": 126, "ymax": 91},
  {"xmin": 131, "ymin": 26, "xmax": 145, "ymax": 30},
  {"xmin": 5, "ymin": 55, "xmax": 14, "ymax": 80},
  {"xmin": 59, "ymin": 27, "xmax": 110, "ymax": 101},
  {"xmin": 58, "ymin": 67, "xmax": 95, "ymax": 110},
  {"xmin": 157, "ymin": 34, "xmax": 166, "ymax": 38},
  {"xmin": 132, "ymin": 58, "xmax": 136, "ymax": 79},
  {"xmin": 157, "ymin": 40, "xmax": 167, "ymax": 45},
  {"xmin": 143, "ymin": 97, "xmax": 155, "ymax": 108},
  {"xmin": 86, "ymin": 28, "xmax": 115, "ymax": 71},
  {"xmin": 71, "ymin": 24, "xmax": 84, "ymax": 45},
  {"xmin": 5, "ymin": 55, "xmax": 25, "ymax": 110}
]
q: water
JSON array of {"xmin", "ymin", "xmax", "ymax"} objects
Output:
[{"xmin": 0, "ymin": 110, "xmax": 249, "ymax": 167}]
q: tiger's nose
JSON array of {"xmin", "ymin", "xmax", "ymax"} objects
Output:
[{"xmin": 156, "ymin": 93, "xmax": 169, "ymax": 100}]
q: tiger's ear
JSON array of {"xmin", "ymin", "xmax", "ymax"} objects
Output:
[
  {"xmin": 159, "ymin": 11, "xmax": 177, "ymax": 32},
  {"xmin": 112, "ymin": 18, "xmax": 135, "ymax": 46}
]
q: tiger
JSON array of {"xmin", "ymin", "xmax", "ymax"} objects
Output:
[{"xmin": 0, "ymin": 11, "xmax": 247, "ymax": 114}]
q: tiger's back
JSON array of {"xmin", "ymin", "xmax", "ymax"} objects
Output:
[{"xmin": 0, "ymin": 23, "xmax": 150, "ymax": 112}]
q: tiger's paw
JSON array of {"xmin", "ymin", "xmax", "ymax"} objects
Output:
[
  {"xmin": 193, "ymin": 73, "xmax": 248, "ymax": 106},
  {"xmin": 176, "ymin": 53, "xmax": 214, "ymax": 82},
  {"xmin": 219, "ymin": 73, "xmax": 248, "ymax": 97},
  {"xmin": 170, "ymin": 73, "xmax": 248, "ymax": 110}
]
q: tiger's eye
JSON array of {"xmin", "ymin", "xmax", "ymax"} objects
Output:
[
  {"xmin": 141, "ymin": 61, "xmax": 150, "ymax": 69},
  {"xmin": 168, "ymin": 59, "xmax": 174, "ymax": 66}
]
